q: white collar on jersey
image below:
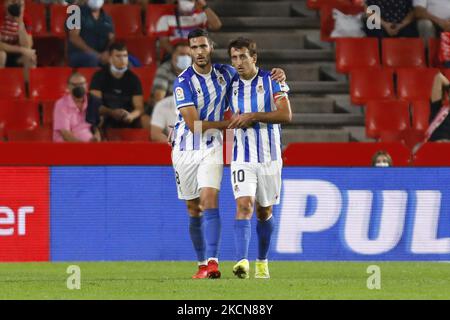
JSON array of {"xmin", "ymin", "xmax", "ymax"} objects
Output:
[{"xmin": 192, "ymin": 64, "xmax": 213, "ymax": 77}]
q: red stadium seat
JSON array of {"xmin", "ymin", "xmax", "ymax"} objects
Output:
[
  {"xmin": 29, "ymin": 2, "xmax": 49, "ymax": 37},
  {"xmin": 103, "ymin": 4, "xmax": 143, "ymax": 39},
  {"xmin": 50, "ymin": 5, "xmax": 69, "ymax": 38},
  {"xmin": 382, "ymin": 38, "xmax": 426, "ymax": 69},
  {"xmin": 335, "ymin": 38, "xmax": 380, "ymax": 73},
  {"xmin": 105, "ymin": 128, "xmax": 150, "ymax": 141},
  {"xmin": 350, "ymin": 68, "xmax": 395, "ymax": 105},
  {"xmin": 0, "ymin": 100, "xmax": 39, "ymax": 134},
  {"xmin": 0, "ymin": 68, "xmax": 26, "ymax": 99},
  {"xmin": 76, "ymin": 67, "xmax": 101, "ymax": 85},
  {"xmin": 396, "ymin": 68, "xmax": 439, "ymax": 102},
  {"xmin": 132, "ymin": 66, "xmax": 157, "ymax": 101},
  {"xmin": 307, "ymin": 0, "xmax": 354, "ymax": 10},
  {"xmin": 428, "ymin": 38, "xmax": 442, "ymax": 68},
  {"xmin": 320, "ymin": 4, "xmax": 364, "ymax": 42},
  {"xmin": 7, "ymin": 127, "xmax": 53, "ymax": 142},
  {"xmin": 145, "ymin": 4, "xmax": 176, "ymax": 37},
  {"xmin": 41, "ymin": 100, "xmax": 56, "ymax": 127},
  {"xmin": 411, "ymin": 100, "xmax": 430, "ymax": 133},
  {"xmin": 29, "ymin": 67, "xmax": 73, "ymax": 102},
  {"xmin": 123, "ymin": 36, "xmax": 157, "ymax": 66},
  {"xmin": 365, "ymin": 100, "xmax": 410, "ymax": 140}
]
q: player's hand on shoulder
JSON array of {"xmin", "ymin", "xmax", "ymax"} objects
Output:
[{"xmin": 270, "ymin": 68, "xmax": 286, "ymax": 83}]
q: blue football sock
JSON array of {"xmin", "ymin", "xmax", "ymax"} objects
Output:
[
  {"xmin": 203, "ymin": 209, "xmax": 221, "ymax": 259},
  {"xmin": 257, "ymin": 216, "xmax": 275, "ymax": 260},
  {"xmin": 234, "ymin": 219, "xmax": 251, "ymax": 261},
  {"xmin": 189, "ymin": 216, "xmax": 205, "ymax": 262}
]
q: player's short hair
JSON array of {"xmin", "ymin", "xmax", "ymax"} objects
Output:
[
  {"xmin": 228, "ymin": 37, "xmax": 257, "ymax": 57},
  {"xmin": 108, "ymin": 42, "xmax": 128, "ymax": 53},
  {"xmin": 187, "ymin": 29, "xmax": 211, "ymax": 44}
]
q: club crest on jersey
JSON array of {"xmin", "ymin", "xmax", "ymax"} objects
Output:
[
  {"xmin": 234, "ymin": 185, "xmax": 240, "ymax": 193},
  {"xmin": 257, "ymin": 85, "xmax": 264, "ymax": 94},
  {"xmin": 176, "ymin": 87, "xmax": 185, "ymax": 101},
  {"xmin": 234, "ymin": 89, "xmax": 238, "ymax": 96},
  {"xmin": 196, "ymin": 88, "xmax": 201, "ymax": 94},
  {"xmin": 218, "ymin": 76, "xmax": 226, "ymax": 86}
]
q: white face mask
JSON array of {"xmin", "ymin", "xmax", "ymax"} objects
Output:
[
  {"xmin": 88, "ymin": 0, "xmax": 104, "ymax": 10},
  {"xmin": 178, "ymin": 0, "xmax": 195, "ymax": 15},
  {"xmin": 110, "ymin": 64, "xmax": 128, "ymax": 75},
  {"xmin": 176, "ymin": 55, "xmax": 192, "ymax": 70},
  {"xmin": 375, "ymin": 162, "xmax": 390, "ymax": 167}
]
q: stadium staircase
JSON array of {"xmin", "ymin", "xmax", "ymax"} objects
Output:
[{"xmin": 210, "ymin": 0, "xmax": 365, "ymax": 143}]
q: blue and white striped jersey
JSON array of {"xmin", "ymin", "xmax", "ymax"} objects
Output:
[
  {"xmin": 228, "ymin": 68, "xmax": 290, "ymax": 163},
  {"xmin": 172, "ymin": 63, "xmax": 236, "ymax": 151}
]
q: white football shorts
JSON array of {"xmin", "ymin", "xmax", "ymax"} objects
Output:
[
  {"xmin": 230, "ymin": 160, "xmax": 282, "ymax": 207},
  {"xmin": 172, "ymin": 146, "xmax": 223, "ymax": 200}
]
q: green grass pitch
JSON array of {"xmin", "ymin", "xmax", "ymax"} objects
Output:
[{"xmin": 0, "ymin": 261, "xmax": 449, "ymax": 299}]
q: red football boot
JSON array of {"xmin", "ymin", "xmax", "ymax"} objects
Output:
[
  {"xmin": 207, "ymin": 260, "xmax": 221, "ymax": 279},
  {"xmin": 192, "ymin": 265, "xmax": 208, "ymax": 279}
]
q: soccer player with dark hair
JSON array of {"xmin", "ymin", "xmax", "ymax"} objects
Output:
[
  {"xmin": 172, "ymin": 29, "xmax": 285, "ymax": 279},
  {"xmin": 226, "ymin": 37, "xmax": 292, "ymax": 279}
]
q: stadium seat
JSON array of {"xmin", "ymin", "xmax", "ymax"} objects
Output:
[
  {"xmin": 411, "ymin": 100, "xmax": 430, "ymax": 134},
  {"xmin": 76, "ymin": 67, "xmax": 101, "ymax": 85},
  {"xmin": 132, "ymin": 66, "xmax": 157, "ymax": 101},
  {"xmin": 50, "ymin": 4, "xmax": 70, "ymax": 38},
  {"xmin": 382, "ymin": 38, "xmax": 426, "ymax": 69},
  {"xmin": 307, "ymin": 0, "xmax": 354, "ymax": 10},
  {"xmin": 103, "ymin": 4, "xmax": 143, "ymax": 39},
  {"xmin": 29, "ymin": 67, "xmax": 73, "ymax": 102},
  {"xmin": 320, "ymin": 4, "xmax": 364, "ymax": 42},
  {"xmin": 29, "ymin": 2, "xmax": 49, "ymax": 37},
  {"xmin": 0, "ymin": 100, "xmax": 39, "ymax": 134},
  {"xmin": 396, "ymin": 68, "xmax": 439, "ymax": 102},
  {"xmin": 145, "ymin": 4, "xmax": 176, "ymax": 37},
  {"xmin": 365, "ymin": 100, "xmax": 410, "ymax": 140},
  {"xmin": 428, "ymin": 38, "xmax": 442, "ymax": 68},
  {"xmin": 105, "ymin": 128, "xmax": 150, "ymax": 141},
  {"xmin": 7, "ymin": 127, "xmax": 53, "ymax": 142},
  {"xmin": 350, "ymin": 68, "xmax": 395, "ymax": 105},
  {"xmin": 0, "ymin": 68, "xmax": 26, "ymax": 99},
  {"xmin": 41, "ymin": 101, "xmax": 56, "ymax": 127},
  {"xmin": 335, "ymin": 38, "xmax": 380, "ymax": 73},
  {"xmin": 124, "ymin": 36, "xmax": 157, "ymax": 66}
]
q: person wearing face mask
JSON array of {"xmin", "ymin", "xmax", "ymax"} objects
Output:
[
  {"xmin": 0, "ymin": 0, "xmax": 36, "ymax": 69},
  {"xmin": 53, "ymin": 73, "xmax": 102, "ymax": 142},
  {"xmin": 371, "ymin": 151, "xmax": 393, "ymax": 167},
  {"xmin": 156, "ymin": 0, "xmax": 222, "ymax": 56},
  {"xmin": 68, "ymin": 0, "xmax": 115, "ymax": 67},
  {"xmin": 90, "ymin": 42, "xmax": 145, "ymax": 131},
  {"xmin": 141, "ymin": 41, "xmax": 191, "ymax": 130}
]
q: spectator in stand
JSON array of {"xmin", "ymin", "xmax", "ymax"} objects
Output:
[
  {"xmin": 53, "ymin": 73, "xmax": 102, "ymax": 142},
  {"xmin": 371, "ymin": 150, "xmax": 393, "ymax": 167},
  {"xmin": 0, "ymin": 0, "xmax": 36, "ymax": 69},
  {"xmin": 427, "ymin": 72, "xmax": 450, "ymax": 142},
  {"xmin": 68, "ymin": 0, "xmax": 115, "ymax": 67},
  {"xmin": 150, "ymin": 95, "xmax": 177, "ymax": 142},
  {"xmin": 141, "ymin": 41, "xmax": 191, "ymax": 129},
  {"xmin": 90, "ymin": 42, "xmax": 145, "ymax": 130},
  {"xmin": 414, "ymin": 0, "xmax": 450, "ymax": 41},
  {"xmin": 156, "ymin": 0, "xmax": 222, "ymax": 57},
  {"xmin": 364, "ymin": 0, "xmax": 418, "ymax": 38}
]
